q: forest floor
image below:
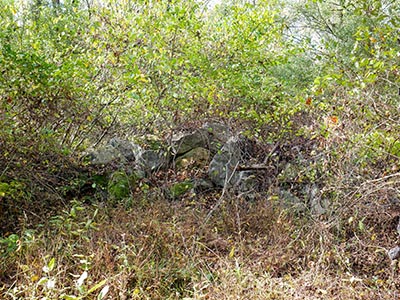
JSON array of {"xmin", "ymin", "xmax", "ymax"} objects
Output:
[{"xmin": 1, "ymin": 174, "xmax": 400, "ymax": 299}]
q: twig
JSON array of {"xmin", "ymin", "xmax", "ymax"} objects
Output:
[
  {"xmin": 236, "ymin": 165, "xmax": 269, "ymax": 171},
  {"xmin": 263, "ymin": 142, "xmax": 280, "ymax": 164},
  {"xmin": 203, "ymin": 161, "xmax": 240, "ymax": 225},
  {"xmin": 359, "ymin": 172, "xmax": 400, "ymax": 185}
]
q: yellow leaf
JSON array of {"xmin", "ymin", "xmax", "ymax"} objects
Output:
[
  {"xmin": 138, "ymin": 74, "xmax": 148, "ymax": 83},
  {"xmin": 229, "ymin": 246, "xmax": 235, "ymax": 259}
]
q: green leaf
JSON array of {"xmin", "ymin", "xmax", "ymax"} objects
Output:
[
  {"xmin": 48, "ymin": 257, "xmax": 56, "ymax": 272},
  {"xmin": 358, "ymin": 218, "xmax": 365, "ymax": 232},
  {"xmin": 43, "ymin": 258, "xmax": 56, "ymax": 273},
  {"xmin": 70, "ymin": 207, "xmax": 76, "ymax": 218},
  {"xmin": 87, "ymin": 279, "xmax": 107, "ymax": 295}
]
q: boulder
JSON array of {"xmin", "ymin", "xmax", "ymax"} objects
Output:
[
  {"xmin": 175, "ymin": 147, "xmax": 210, "ymax": 170},
  {"xmin": 171, "ymin": 129, "xmax": 210, "ymax": 155},
  {"xmin": 171, "ymin": 123, "xmax": 232, "ymax": 156},
  {"xmin": 236, "ymin": 171, "xmax": 257, "ymax": 196},
  {"xmin": 109, "ymin": 137, "xmax": 142, "ymax": 161},
  {"xmin": 278, "ymin": 189, "xmax": 307, "ymax": 212},
  {"xmin": 137, "ymin": 149, "xmax": 168, "ymax": 176},
  {"xmin": 192, "ymin": 178, "xmax": 214, "ymax": 193},
  {"xmin": 202, "ymin": 122, "xmax": 232, "ymax": 153},
  {"xmin": 278, "ymin": 162, "xmax": 302, "ymax": 183},
  {"xmin": 84, "ymin": 145, "xmax": 123, "ymax": 165},
  {"xmin": 305, "ymin": 184, "xmax": 328, "ymax": 216},
  {"xmin": 396, "ymin": 218, "xmax": 400, "ymax": 236},
  {"xmin": 84, "ymin": 138, "xmax": 142, "ymax": 165},
  {"xmin": 276, "ymin": 184, "xmax": 328, "ymax": 214},
  {"xmin": 208, "ymin": 136, "xmax": 242, "ymax": 187}
]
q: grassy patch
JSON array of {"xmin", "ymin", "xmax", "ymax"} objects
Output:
[{"xmin": 1, "ymin": 188, "xmax": 400, "ymax": 299}]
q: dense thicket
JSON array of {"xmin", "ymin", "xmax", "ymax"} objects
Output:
[
  {"xmin": 1, "ymin": 0, "xmax": 398, "ymax": 194},
  {"xmin": 1, "ymin": 0, "xmax": 400, "ymax": 298},
  {"xmin": 0, "ymin": 0, "xmax": 304, "ymax": 222}
]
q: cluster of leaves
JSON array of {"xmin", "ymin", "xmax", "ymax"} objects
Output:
[
  {"xmin": 1, "ymin": 0, "xmax": 398, "ymax": 168},
  {"xmin": 94, "ymin": 0, "xmax": 305, "ymax": 132}
]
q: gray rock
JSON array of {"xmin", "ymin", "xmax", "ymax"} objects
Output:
[
  {"xmin": 208, "ymin": 136, "xmax": 242, "ymax": 187},
  {"xmin": 388, "ymin": 246, "xmax": 400, "ymax": 260},
  {"xmin": 193, "ymin": 178, "xmax": 214, "ymax": 193},
  {"xmin": 171, "ymin": 123, "xmax": 232, "ymax": 156},
  {"xmin": 202, "ymin": 122, "xmax": 231, "ymax": 142},
  {"xmin": 237, "ymin": 171, "xmax": 256, "ymax": 190},
  {"xmin": 175, "ymin": 147, "xmax": 210, "ymax": 170},
  {"xmin": 396, "ymin": 218, "xmax": 400, "ymax": 236},
  {"xmin": 172, "ymin": 129, "xmax": 210, "ymax": 155},
  {"xmin": 109, "ymin": 137, "xmax": 142, "ymax": 161},
  {"xmin": 305, "ymin": 184, "xmax": 328, "ymax": 216},
  {"xmin": 278, "ymin": 162, "xmax": 302, "ymax": 183},
  {"xmin": 279, "ymin": 189, "xmax": 307, "ymax": 212},
  {"xmin": 202, "ymin": 122, "xmax": 231, "ymax": 153},
  {"xmin": 235, "ymin": 171, "xmax": 258, "ymax": 200},
  {"xmin": 137, "ymin": 149, "xmax": 168, "ymax": 176},
  {"xmin": 84, "ymin": 145, "xmax": 123, "ymax": 165},
  {"xmin": 277, "ymin": 185, "xmax": 328, "ymax": 214}
]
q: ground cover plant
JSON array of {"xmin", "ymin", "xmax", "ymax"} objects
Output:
[{"xmin": 1, "ymin": 0, "xmax": 400, "ymax": 299}]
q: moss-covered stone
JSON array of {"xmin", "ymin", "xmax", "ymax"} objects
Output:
[
  {"xmin": 108, "ymin": 171, "xmax": 138, "ymax": 201},
  {"xmin": 169, "ymin": 181, "xmax": 193, "ymax": 199},
  {"xmin": 175, "ymin": 147, "xmax": 210, "ymax": 170}
]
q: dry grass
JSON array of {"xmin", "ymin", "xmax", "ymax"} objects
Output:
[{"xmin": 1, "ymin": 184, "xmax": 400, "ymax": 299}]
